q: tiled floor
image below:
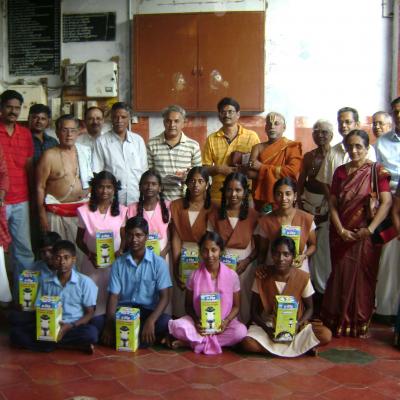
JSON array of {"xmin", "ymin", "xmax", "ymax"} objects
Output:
[{"xmin": 0, "ymin": 320, "xmax": 399, "ymax": 400}]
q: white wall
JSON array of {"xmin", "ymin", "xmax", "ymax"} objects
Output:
[{"xmin": 0, "ymin": 0, "xmax": 393, "ymax": 141}]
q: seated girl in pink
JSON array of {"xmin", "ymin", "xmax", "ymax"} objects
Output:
[
  {"xmin": 167, "ymin": 231, "xmax": 247, "ymax": 355},
  {"xmin": 127, "ymin": 170, "xmax": 170, "ymax": 259},
  {"xmin": 76, "ymin": 171, "xmax": 127, "ymax": 315}
]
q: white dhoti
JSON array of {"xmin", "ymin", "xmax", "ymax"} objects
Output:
[{"xmin": 375, "ymin": 238, "xmax": 400, "ymax": 316}]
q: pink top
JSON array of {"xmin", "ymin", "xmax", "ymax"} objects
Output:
[
  {"xmin": 77, "ymin": 203, "xmax": 127, "ymax": 252},
  {"xmin": 127, "ymin": 201, "xmax": 171, "ymax": 248}
]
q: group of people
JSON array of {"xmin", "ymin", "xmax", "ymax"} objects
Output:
[{"xmin": 0, "ymin": 88, "xmax": 399, "ymax": 356}]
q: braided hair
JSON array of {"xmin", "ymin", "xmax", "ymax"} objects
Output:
[
  {"xmin": 137, "ymin": 169, "xmax": 169, "ymax": 223},
  {"xmin": 219, "ymin": 172, "xmax": 249, "ymax": 221},
  {"xmin": 89, "ymin": 171, "xmax": 121, "ymax": 216},
  {"xmin": 183, "ymin": 166, "xmax": 211, "ymax": 210}
]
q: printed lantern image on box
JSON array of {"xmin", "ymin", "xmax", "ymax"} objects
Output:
[
  {"xmin": 36, "ymin": 296, "xmax": 62, "ymax": 342},
  {"xmin": 273, "ymin": 295, "xmax": 298, "ymax": 342},
  {"xmin": 115, "ymin": 307, "xmax": 140, "ymax": 352},
  {"xmin": 96, "ymin": 231, "xmax": 115, "ymax": 268},
  {"xmin": 19, "ymin": 270, "xmax": 40, "ymax": 311},
  {"xmin": 200, "ymin": 293, "xmax": 222, "ymax": 334},
  {"xmin": 180, "ymin": 247, "xmax": 200, "ymax": 285}
]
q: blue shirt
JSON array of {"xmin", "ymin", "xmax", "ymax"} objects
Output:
[
  {"xmin": 32, "ymin": 132, "xmax": 58, "ymax": 163},
  {"xmin": 37, "ymin": 269, "xmax": 98, "ymax": 323},
  {"xmin": 32, "ymin": 260, "xmax": 55, "ymax": 282},
  {"xmin": 108, "ymin": 249, "xmax": 172, "ymax": 310},
  {"xmin": 375, "ymin": 131, "xmax": 400, "ymax": 192}
]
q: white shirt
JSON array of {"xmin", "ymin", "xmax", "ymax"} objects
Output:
[
  {"xmin": 316, "ymin": 142, "xmax": 376, "ymax": 185},
  {"xmin": 77, "ymin": 133, "xmax": 97, "ymax": 151},
  {"xmin": 92, "ymin": 130, "xmax": 148, "ymax": 205}
]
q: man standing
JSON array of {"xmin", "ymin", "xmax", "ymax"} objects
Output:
[
  {"xmin": 374, "ymin": 97, "xmax": 400, "ymax": 319},
  {"xmin": 297, "ymin": 120, "xmax": 333, "ymax": 296},
  {"xmin": 29, "ymin": 104, "xmax": 58, "ymax": 163},
  {"xmin": 316, "ymin": 107, "xmax": 376, "ymax": 191},
  {"xmin": 147, "ymin": 105, "xmax": 202, "ymax": 200},
  {"xmin": 77, "ymin": 106, "xmax": 105, "ymax": 151},
  {"xmin": 249, "ymin": 112, "xmax": 302, "ymax": 211},
  {"xmin": 36, "ymin": 115, "xmax": 92, "ymax": 248},
  {"xmin": 93, "ymin": 102, "xmax": 148, "ymax": 205},
  {"xmin": 0, "ymin": 90, "xmax": 34, "ymax": 293},
  {"xmin": 372, "ymin": 111, "xmax": 392, "ymax": 139},
  {"xmin": 202, "ymin": 97, "xmax": 260, "ymax": 202}
]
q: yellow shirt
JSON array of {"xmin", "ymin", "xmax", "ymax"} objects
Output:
[{"xmin": 202, "ymin": 125, "xmax": 260, "ymax": 201}]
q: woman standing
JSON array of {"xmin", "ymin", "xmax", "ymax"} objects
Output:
[
  {"xmin": 76, "ymin": 171, "xmax": 127, "ymax": 315},
  {"xmin": 170, "ymin": 166, "xmax": 213, "ymax": 317},
  {"xmin": 322, "ymin": 130, "xmax": 392, "ymax": 337},
  {"xmin": 208, "ymin": 172, "xmax": 258, "ymax": 323},
  {"xmin": 256, "ymin": 177, "xmax": 316, "ymax": 272}
]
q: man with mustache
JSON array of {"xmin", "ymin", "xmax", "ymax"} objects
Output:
[
  {"xmin": 203, "ymin": 97, "xmax": 260, "ymax": 202},
  {"xmin": 0, "ymin": 90, "xmax": 34, "ymax": 296},
  {"xmin": 77, "ymin": 106, "xmax": 105, "ymax": 151},
  {"xmin": 146, "ymin": 105, "xmax": 202, "ymax": 200},
  {"xmin": 248, "ymin": 112, "xmax": 302, "ymax": 212}
]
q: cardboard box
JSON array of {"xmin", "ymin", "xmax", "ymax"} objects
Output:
[
  {"xmin": 96, "ymin": 230, "xmax": 115, "ymax": 268},
  {"xmin": 281, "ymin": 225, "xmax": 301, "ymax": 256},
  {"xmin": 19, "ymin": 270, "xmax": 40, "ymax": 311},
  {"xmin": 273, "ymin": 295, "xmax": 298, "ymax": 342},
  {"xmin": 36, "ymin": 296, "xmax": 62, "ymax": 342},
  {"xmin": 179, "ymin": 247, "xmax": 199, "ymax": 285},
  {"xmin": 221, "ymin": 253, "xmax": 239, "ymax": 271},
  {"xmin": 115, "ymin": 307, "xmax": 140, "ymax": 352},
  {"xmin": 200, "ymin": 293, "xmax": 222, "ymax": 334},
  {"xmin": 146, "ymin": 233, "xmax": 160, "ymax": 256}
]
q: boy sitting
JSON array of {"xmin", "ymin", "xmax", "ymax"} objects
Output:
[{"xmin": 102, "ymin": 216, "xmax": 172, "ymax": 348}]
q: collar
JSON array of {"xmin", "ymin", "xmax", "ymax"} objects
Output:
[
  {"xmin": 32, "ymin": 131, "xmax": 52, "ymax": 142},
  {"xmin": 216, "ymin": 124, "xmax": 243, "ymax": 137},
  {"xmin": 50, "ymin": 268, "xmax": 78, "ymax": 286},
  {"xmin": 111, "ymin": 130, "xmax": 133, "ymax": 143},
  {"xmin": 161, "ymin": 131, "xmax": 187, "ymax": 144},
  {"xmin": 126, "ymin": 248, "xmax": 152, "ymax": 267},
  {"xmin": 389, "ymin": 131, "xmax": 400, "ymax": 142}
]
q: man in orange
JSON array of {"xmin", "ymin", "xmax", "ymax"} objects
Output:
[{"xmin": 248, "ymin": 112, "xmax": 302, "ymax": 212}]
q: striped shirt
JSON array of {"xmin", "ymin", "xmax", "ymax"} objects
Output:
[{"xmin": 147, "ymin": 132, "xmax": 202, "ymax": 200}]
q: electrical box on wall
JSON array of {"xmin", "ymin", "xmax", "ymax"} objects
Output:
[
  {"xmin": 86, "ymin": 61, "xmax": 118, "ymax": 97},
  {"xmin": 8, "ymin": 85, "xmax": 47, "ymax": 121}
]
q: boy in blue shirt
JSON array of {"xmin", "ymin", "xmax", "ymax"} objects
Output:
[
  {"xmin": 102, "ymin": 216, "xmax": 172, "ymax": 347},
  {"xmin": 10, "ymin": 240, "xmax": 103, "ymax": 353},
  {"xmin": 32, "ymin": 231, "xmax": 61, "ymax": 280}
]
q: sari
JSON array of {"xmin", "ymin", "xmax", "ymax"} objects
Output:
[{"xmin": 321, "ymin": 162, "xmax": 391, "ymax": 337}]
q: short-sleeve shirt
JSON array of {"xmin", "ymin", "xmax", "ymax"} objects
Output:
[
  {"xmin": 186, "ymin": 268, "xmax": 241, "ymax": 293},
  {"xmin": 32, "ymin": 260, "xmax": 55, "ymax": 282},
  {"xmin": 108, "ymin": 249, "xmax": 172, "ymax": 310},
  {"xmin": 0, "ymin": 123, "xmax": 34, "ymax": 204},
  {"xmin": 251, "ymin": 278, "xmax": 314, "ymax": 298},
  {"xmin": 32, "ymin": 132, "xmax": 58, "ymax": 163},
  {"xmin": 38, "ymin": 269, "xmax": 98, "ymax": 323}
]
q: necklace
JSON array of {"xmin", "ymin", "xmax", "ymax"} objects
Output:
[{"xmin": 58, "ymin": 146, "xmax": 79, "ymax": 202}]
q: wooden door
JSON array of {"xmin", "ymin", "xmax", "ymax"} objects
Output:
[
  {"xmin": 133, "ymin": 14, "xmax": 198, "ymax": 112},
  {"xmin": 197, "ymin": 12, "xmax": 264, "ymax": 112}
]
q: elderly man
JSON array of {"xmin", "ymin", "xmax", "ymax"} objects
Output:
[
  {"xmin": 297, "ymin": 120, "xmax": 333, "ymax": 296},
  {"xmin": 29, "ymin": 104, "xmax": 58, "ymax": 163},
  {"xmin": 77, "ymin": 106, "xmax": 105, "ymax": 151},
  {"xmin": 372, "ymin": 111, "xmax": 392, "ymax": 139},
  {"xmin": 0, "ymin": 90, "xmax": 34, "ymax": 294},
  {"xmin": 316, "ymin": 107, "xmax": 376, "ymax": 192},
  {"xmin": 93, "ymin": 102, "xmax": 148, "ymax": 205},
  {"xmin": 203, "ymin": 97, "xmax": 260, "ymax": 202},
  {"xmin": 248, "ymin": 112, "xmax": 302, "ymax": 212},
  {"xmin": 147, "ymin": 105, "xmax": 202, "ymax": 200},
  {"xmin": 374, "ymin": 97, "xmax": 400, "ymax": 320},
  {"xmin": 36, "ymin": 115, "xmax": 92, "ymax": 249}
]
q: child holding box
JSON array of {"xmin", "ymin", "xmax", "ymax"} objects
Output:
[
  {"xmin": 241, "ymin": 236, "xmax": 331, "ymax": 357},
  {"xmin": 167, "ymin": 231, "xmax": 247, "ymax": 355},
  {"xmin": 10, "ymin": 240, "xmax": 102, "ymax": 354}
]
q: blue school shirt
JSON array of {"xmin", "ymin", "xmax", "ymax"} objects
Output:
[
  {"xmin": 37, "ymin": 269, "xmax": 98, "ymax": 323},
  {"xmin": 32, "ymin": 260, "xmax": 55, "ymax": 282},
  {"xmin": 108, "ymin": 249, "xmax": 172, "ymax": 310}
]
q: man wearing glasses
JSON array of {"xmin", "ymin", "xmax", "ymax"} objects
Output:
[
  {"xmin": 371, "ymin": 111, "xmax": 392, "ymax": 139},
  {"xmin": 202, "ymin": 97, "xmax": 260, "ymax": 202}
]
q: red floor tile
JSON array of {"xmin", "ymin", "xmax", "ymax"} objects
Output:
[
  {"xmin": 271, "ymin": 372, "xmax": 338, "ymax": 394},
  {"xmin": 0, "ymin": 364, "xmax": 30, "ymax": 387},
  {"xmin": 366, "ymin": 359, "xmax": 400, "ymax": 378},
  {"xmin": 181, "ymin": 349, "xmax": 242, "ymax": 367},
  {"xmin": 0, "ymin": 347, "xmax": 53, "ymax": 365},
  {"xmin": 0, "ymin": 382, "xmax": 67, "ymax": 400},
  {"xmin": 118, "ymin": 370, "xmax": 186, "ymax": 393},
  {"xmin": 134, "ymin": 352, "xmax": 193, "ymax": 373},
  {"xmin": 272, "ymin": 355, "xmax": 334, "ymax": 374},
  {"xmin": 81, "ymin": 356, "xmax": 141, "ymax": 379},
  {"xmin": 319, "ymin": 364, "xmax": 383, "ymax": 386},
  {"xmin": 163, "ymin": 387, "xmax": 232, "ymax": 400},
  {"xmin": 322, "ymin": 387, "xmax": 394, "ymax": 400},
  {"xmin": 369, "ymin": 376, "xmax": 400, "ymax": 399},
  {"xmin": 96, "ymin": 344, "xmax": 153, "ymax": 358},
  {"xmin": 218, "ymin": 380, "xmax": 291, "ymax": 399},
  {"xmin": 222, "ymin": 358, "xmax": 288, "ymax": 381},
  {"xmin": 24, "ymin": 361, "xmax": 88, "ymax": 384},
  {"xmin": 175, "ymin": 365, "xmax": 237, "ymax": 386},
  {"xmin": 48, "ymin": 347, "xmax": 106, "ymax": 364},
  {"xmin": 105, "ymin": 394, "xmax": 162, "ymax": 400}
]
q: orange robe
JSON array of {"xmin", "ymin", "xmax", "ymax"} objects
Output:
[{"xmin": 254, "ymin": 137, "xmax": 302, "ymax": 205}]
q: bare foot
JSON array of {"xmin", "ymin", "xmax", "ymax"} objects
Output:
[{"xmin": 162, "ymin": 335, "xmax": 188, "ymax": 350}]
